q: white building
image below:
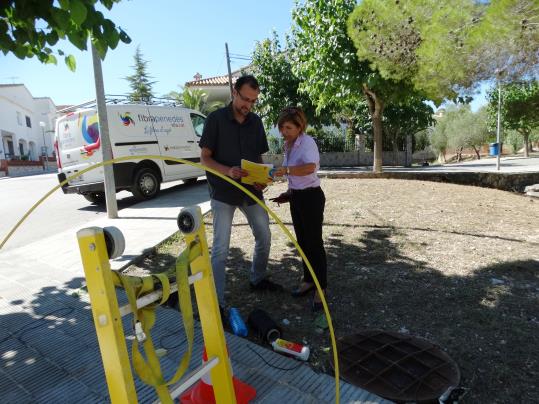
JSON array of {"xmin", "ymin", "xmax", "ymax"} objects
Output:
[{"xmin": 0, "ymin": 84, "xmax": 57, "ymax": 161}]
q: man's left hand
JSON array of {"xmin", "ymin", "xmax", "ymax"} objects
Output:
[{"xmin": 253, "ymin": 182, "xmax": 267, "ymax": 191}]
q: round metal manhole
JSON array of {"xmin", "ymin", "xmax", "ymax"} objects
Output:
[{"xmin": 331, "ymin": 330, "xmax": 460, "ymax": 402}]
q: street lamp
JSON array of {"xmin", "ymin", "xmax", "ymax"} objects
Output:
[{"xmin": 39, "ymin": 121, "xmax": 48, "ymax": 170}]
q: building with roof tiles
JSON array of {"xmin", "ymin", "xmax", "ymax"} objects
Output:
[{"xmin": 184, "ymin": 69, "xmax": 246, "ymax": 104}]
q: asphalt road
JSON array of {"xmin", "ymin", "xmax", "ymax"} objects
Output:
[{"xmin": 0, "ymin": 173, "xmax": 206, "ymax": 251}]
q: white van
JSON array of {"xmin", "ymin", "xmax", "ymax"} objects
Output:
[{"xmin": 54, "ymin": 104, "xmax": 206, "ymax": 203}]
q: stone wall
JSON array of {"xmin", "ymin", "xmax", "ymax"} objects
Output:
[
  {"xmin": 0, "ymin": 158, "xmax": 57, "ymax": 177},
  {"xmin": 318, "ymin": 171, "xmax": 539, "ymax": 193},
  {"xmin": 264, "ymin": 151, "xmax": 407, "ymax": 167}
]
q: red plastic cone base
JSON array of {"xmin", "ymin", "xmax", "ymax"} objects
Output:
[{"xmin": 180, "ymin": 376, "xmax": 256, "ymax": 404}]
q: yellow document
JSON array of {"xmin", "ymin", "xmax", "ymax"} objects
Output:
[{"xmin": 241, "ymin": 159, "xmax": 274, "ymax": 185}]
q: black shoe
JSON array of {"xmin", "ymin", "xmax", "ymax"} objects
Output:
[
  {"xmin": 249, "ymin": 278, "xmax": 284, "ymax": 292},
  {"xmin": 291, "ymin": 283, "xmax": 315, "ymax": 298}
]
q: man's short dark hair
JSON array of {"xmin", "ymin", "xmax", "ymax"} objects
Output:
[{"xmin": 234, "ymin": 74, "xmax": 259, "ymax": 91}]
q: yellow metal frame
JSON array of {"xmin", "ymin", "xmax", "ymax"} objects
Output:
[
  {"xmin": 184, "ymin": 206, "xmax": 237, "ymax": 403},
  {"xmin": 76, "ymin": 207, "xmax": 237, "ymax": 403},
  {"xmin": 77, "ymin": 227, "xmax": 137, "ymax": 403}
]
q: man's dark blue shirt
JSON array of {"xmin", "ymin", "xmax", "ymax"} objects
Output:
[{"xmin": 199, "ymin": 104, "xmax": 269, "ymax": 205}]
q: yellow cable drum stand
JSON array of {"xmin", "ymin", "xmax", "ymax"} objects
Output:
[{"xmin": 77, "ymin": 206, "xmax": 237, "ymax": 403}]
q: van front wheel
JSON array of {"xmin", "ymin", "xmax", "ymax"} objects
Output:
[{"xmin": 132, "ymin": 168, "xmax": 160, "ymax": 201}]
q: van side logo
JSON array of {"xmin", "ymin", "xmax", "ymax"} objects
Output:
[
  {"xmin": 120, "ymin": 112, "xmax": 135, "ymax": 126},
  {"xmin": 80, "ymin": 115, "xmax": 100, "ymax": 157}
]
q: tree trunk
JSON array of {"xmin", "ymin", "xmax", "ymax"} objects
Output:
[
  {"xmin": 523, "ymin": 132, "xmax": 530, "ymax": 158},
  {"xmin": 456, "ymin": 146, "xmax": 463, "ymax": 162},
  {"xmin": 472, "ymin": 145, "xmax": 481, "ymax": 160},
  {"xmin": 363, "ymin": 84, "xmax": 384, "ymax": 173}
]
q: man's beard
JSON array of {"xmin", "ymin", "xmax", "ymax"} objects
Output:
[{"xmin": 234, "ymin": 104, "xmax": 249, "ymax": 116}]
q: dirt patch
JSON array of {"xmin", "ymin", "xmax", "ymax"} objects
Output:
[{"xmin": 125, "ymin": 178, "xmax": 539, "ymax": 403}]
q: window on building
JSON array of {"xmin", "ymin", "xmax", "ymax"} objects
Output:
[
  {"xmin": 16, "ymin": 111, "xmax": 22, "ymax": 125},
  {"xmin": 25, "ymin": 116, "xmax": 32, "ymax": 128},
  {"xmin": 19, "ymin": 142, "xmax": 24, "ymax": 156}
]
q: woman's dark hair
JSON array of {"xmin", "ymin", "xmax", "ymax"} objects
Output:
[
  {"xmin": 277, "ymin": 106, "xmax": 308, "ymax": 133},
  {"xmin": 234, "ymin": 74, "xmax": 260, "ymax": 91}
]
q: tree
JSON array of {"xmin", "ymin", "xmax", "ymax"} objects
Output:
[
  {"xmin": 168, "ymin": 87, "xmax": 224, "ymax": 115},
  {"xmin": 292, "ymin": 0, "xmax": 417, "ymax": 173},
  {"xmin": 467, "ymin": 0, "xmax": 539, "ymax": 82},
  {"xmin": 347, "ymin": 0, "xmax": 539, "ymax": 103},
  {"xmin": 125, "ymin": 45, "xmax": 155, "ymax": 103},
  {"xmin": 430, "ymin": 105, "xmax": 490, "ymax": 162},
  {"xmin": 348, "ymin": 0, "xmax": 477, "ymax": 104},
  {"xmin": 430, "ymin": 120, "xmax": 449, "ymax": 163},
  {"xmin": 488, "ymin": 80, "xmax": 539, "ymax": 157},
  {"xmin": 0, "ymin": 0, "xmax": 131, "ymax": 71},
  {"xmin": 251, "ymin": 31, "xmax": 332, "ymax": 131},
  {"xmin": 382, "ymin": 99, "xmax": 435, "ymax": 154},
  {"xmin": 448, "ymin": 106, "xmax": 490, "ymax": 160}
]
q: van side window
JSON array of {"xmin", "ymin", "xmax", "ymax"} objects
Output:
[{"xmin": 190, "ymin": 114, "xmax": 205, "ymax": 138}]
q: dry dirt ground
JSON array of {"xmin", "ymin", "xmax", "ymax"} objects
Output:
[{"xmin": 126, "ymin": 178, "xmax": 538, "ymax": 403}]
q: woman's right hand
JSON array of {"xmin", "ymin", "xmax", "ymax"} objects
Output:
[{"xmin": 269, "ymin": 192, "xmax": 291, "ymax": 205}]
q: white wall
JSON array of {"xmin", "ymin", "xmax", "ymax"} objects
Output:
[
  {"xmin": 0, "ymin": 85, "xmax": 56, "ymax": 160},
  {"xmin": 34, "ymin": 97, "xmax": 57, "ymax": 157}
]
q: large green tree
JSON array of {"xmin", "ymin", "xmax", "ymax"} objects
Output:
[
  {"xmin": 348, "ymin": 0, "xmax": 539, "ymax": 101},
  {"xmin": 488, "ymin": 80, "xmax": 539, "ymax": 157},
  {"xmin": 0, "ymin": 0, "xmax": 131, "ymax": 70},
  {"xmin": 292, "ymin": 0, "xmax": 416, "ymax": 172},
  {"xmin": 382, "ymin": 99, "xmax": 435, "ymax": 154},
  {"xmin": 125, "ymin": 45, "xmax": 155, "ymax": 103},
  {"xmin": 467, "ymin": 0, "xmax": 539, "ymax": 82},
  {"xmin": 251, "ymin": 31, "xmax": 332, "ymax": 131}
]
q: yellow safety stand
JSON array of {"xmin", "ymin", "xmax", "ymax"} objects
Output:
[{"xmin": 77, "ymin": 206, "xmax": 237, "ymax": 403}]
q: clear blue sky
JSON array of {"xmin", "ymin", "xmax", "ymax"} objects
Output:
[
  {"xmin": 0, "ymin": 0, "xmax": 488, "ymax": 110},
  {"xmin": 0, "ymin": 0, "xmax": 295, "ymax": 106}
]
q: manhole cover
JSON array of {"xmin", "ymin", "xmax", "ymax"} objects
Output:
[{"xmin": 330, "ymin": 330, "xmax": 460, "ymax": 402}]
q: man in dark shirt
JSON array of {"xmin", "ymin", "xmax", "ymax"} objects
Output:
[{"xmin": 199, "ymin": 75, "xmax": 283, "ymax": 308}]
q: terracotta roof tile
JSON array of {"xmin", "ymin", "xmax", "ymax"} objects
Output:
[
  {"xmin": 185, "ymin": 74, "xmax": 237, "ymax": 87},
  {"xmin": 185, "ymin": 66, "xmax": 251, "ymax": 87}
]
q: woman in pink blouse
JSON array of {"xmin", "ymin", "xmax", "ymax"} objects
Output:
[{"xmin": 271, "ymin": 107, "xmax": 327, "ymax": 312}]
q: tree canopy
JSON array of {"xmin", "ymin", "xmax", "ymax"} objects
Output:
[
  {"xmin": 251, "ymin": 31, "xmax": 332, "ymax": 131},
  {"xmin": 382, "ymin": 98, "xmax": 435, "ymax": 153},
  {"xmin": 488, "ymin": 80, "xmax": 539, "ymax": 157},
  {"xmin": 347, "ymin": 0, "xmax": 539, "ymax": 103},
  {"xmin": 0, "ymin": 0, "xmax": 131, "ymax": 71}
]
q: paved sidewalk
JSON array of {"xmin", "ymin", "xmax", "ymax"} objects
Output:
[
  {"xmin": 0, "ymin": 182, "xmax": 389, "ymax": 403},
  {"xmin": 318, "ymin": 154, "xmax": 539, "ymax": 174}
]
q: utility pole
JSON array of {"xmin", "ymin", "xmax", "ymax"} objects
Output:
[
  {"xmin": 495, "ymin": 69, "xmax": 504, "ymax": 171},
  {"xmin": 91, "ymin": 41, "xmax": 118, "ymax": 218},
  {"xmin": 225, "ymin": 42, "xmax": 233, "ymax": 100}
]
